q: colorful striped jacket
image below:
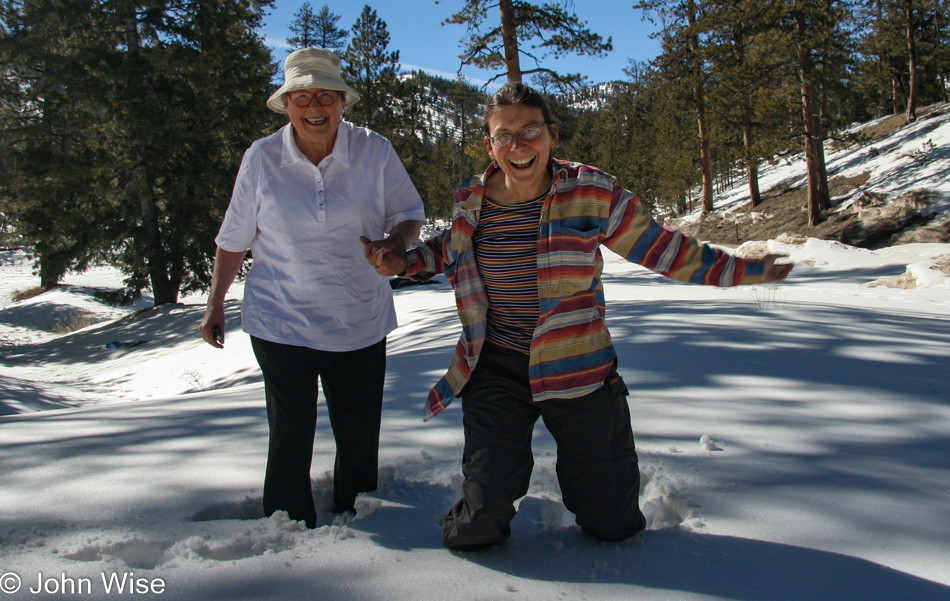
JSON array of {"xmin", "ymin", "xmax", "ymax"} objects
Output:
[{"xmin": 404, "ymin": 159, "xmax": 766, "ymax": 419}]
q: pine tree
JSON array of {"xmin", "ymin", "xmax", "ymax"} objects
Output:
[
  {"xmin": 315, "ymin": 4, "xmax": 349, "ymax": 51},
  {"xmin": 441, "ymin": 0, "xmax": 612, "ymax": 88},
  {"xmin": 288, "ymin": 3, "xmax": 348, "ymax": 51},
  {"xmin": 784, "ymin": 0, "xmax": 844, "ymax": 225},
  {"xmin": 901, "ymin": 0, "xmax": 920, "ymax": 122},
  {"xmin": 930, "ymin": 0, "xmax": 950, "ymax": 103},
  {"xmin": 856, "ymin": 0, "xmax": 945, "ymax": 121},
  {"xmin": 445, "ymin": 76, "xmax": 487, "ymax": 184},
  {"xmin": 343, "ymin": 5, "xmax": 401, "ymax": 132},
  {"xmin": 0, "ymin": 0, "xmax": 117, "ymax": 286},
  {"xmin": 636, "ymin": 0, "xmax": 717, "ymax": 214},
  {"xmin": 703, "ymin": 0, "xmax": 789, "ymax": 208},
  {"xmin": 638, "ymin": 64, "xmax": 699, "ymax": 216},
  {"xmin": 0, "ymin": 0, "xmax": 276, "ymax": 303},
  {"xmin": 287, "ymin": 2, "xmax": 319, "ymax": 48}
]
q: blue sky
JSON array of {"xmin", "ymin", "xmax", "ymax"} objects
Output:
[{"xmin": 258, "ymin": 0, "xmax": 662, "ymax": 88}]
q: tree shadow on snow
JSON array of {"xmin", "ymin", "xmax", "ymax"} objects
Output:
[
  {"xmin": 0, "ymin": 301, "xmax": 242, "ymax": 368},
  {"xmin": 0, "ymin": 375, "xmax": 91, "ymax": 415},
  {"xmin": 466, "ymin": 521, "xmax": 950, "ymax": 601},
  {"xmin": 604, "ymin": 296, "xmax": 950, "ymax": 405}
]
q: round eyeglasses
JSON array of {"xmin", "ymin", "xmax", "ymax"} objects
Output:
[
  {"xmin": 487, "ymin": 122, "xmax": 552, "ymax": 147},
  {"xmin": 287, "ymin": 90, "xmax": 342, "ymax": 108}
]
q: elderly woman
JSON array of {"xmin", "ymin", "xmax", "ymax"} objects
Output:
[
  {"xmin": 366, "ymin": 82, "xmax": 791, "ymax": 551},
  {"xmin": 199, "ymin": 47, "xmax": 425, "ymax": 528}
]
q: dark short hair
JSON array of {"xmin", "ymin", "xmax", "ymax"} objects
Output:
[{"xmin": 483, "ymin": 83, "xmax": 556, "ymax": 135}]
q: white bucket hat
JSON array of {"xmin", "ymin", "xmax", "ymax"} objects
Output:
[{"xmin": 266, "ymin": 47, "xmax": 361, "ymax": 113}]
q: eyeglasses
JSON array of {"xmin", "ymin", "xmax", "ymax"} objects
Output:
[
  {"xmin": 287, "ymin": 90, "xmax": 342, "ymax": 108},
  {"xmin": 486, "ymin": 122, "xmax": 552, "ymax": 147}
]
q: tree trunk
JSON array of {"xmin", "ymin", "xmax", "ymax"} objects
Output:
[
  {"xmin": 39, "ymin": 255, "xmax": 67, "ymax": 289},
  {"xmin": 743, "ymin": 125, "xmax": 761, "ymax": 208},
  {"xmin": 687, "ymin": 0, "xmax": 714, "ymax": 214},
  {"xmin": 735, "ymin": 30, "xmax": 761, "ymax": 208},
  {"xmin": 874, "ymin": 1, "xmax": 888, "ymax": 116},
  {"xmin": 892, "ymin": 73, "xmax": 900, "ymax": 114},
  {"xmin": 139, "ymin": 190, "xmax": 177, "ymax": 305},
  {"xmin": 795, "ymin": 12, "xmax": 830, "ymax": 227},
  {"xmin": 498, "ymin": 0, "xmax": 522, "ymax": 83},
  {"xmin": 904, "ymin": 0, "xmax": 918, "ymax": 123},
  {"xmin": 457, "ymin": 103, "xmax": 467, "ymax": 183},
  {"xmin": 933, "ymin": 0, "xmax": 949, "ymax": 103},
  {"xmin": 876, "ymin": 57, "xmax": 887, "ymax": 117},
  {"xmin": 125, "ymin": 11, "xmax": 177, "ymax": 305}
]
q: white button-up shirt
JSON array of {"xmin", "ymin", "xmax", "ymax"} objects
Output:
[{"xmin": 216, "ymin": 121, "xmax": 425, "ymax": 351}]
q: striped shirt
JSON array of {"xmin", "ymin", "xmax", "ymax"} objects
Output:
[
  {"xmin": 473, "ymin": 191, "xmax": 545, "ymax": 354},
  {"xmin": 405, "ymin": 159, "xmax": 766, "ymax": 419}
]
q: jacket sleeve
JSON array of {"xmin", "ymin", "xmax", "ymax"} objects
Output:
[
  {"xmin": 602, "ymin": 183, "xmax": 765, "ymax": 286},
  {"xmin": 403, "ymin": 229, "xmax": 453, "ymax": 280},
  {"xmin": 403, "ymin": 176, "xmax": 480, "ymax": 281}
]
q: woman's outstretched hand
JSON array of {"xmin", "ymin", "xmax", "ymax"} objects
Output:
[{"xmin": 762, "ymin": 254, "xmax": 793, "ymax": 283}]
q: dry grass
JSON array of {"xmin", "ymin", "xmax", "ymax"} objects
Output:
[
  {"xmin": 933, "ymin": 255, "xmax": 950, "ymax": 275},
  {"xmin": 866, "ymin": 271, "xmax": 918, "ymax": 290},
  {"xmin": 52, "ymin": 311, "xmax": 103, "ymax": 335},
  {"xmin": 748, "ymin": 285, "xmax": 786, "ymax": 310},
  {"xmin": 12, "ymin": 285, "xmax": 49, "ymax": 303}
]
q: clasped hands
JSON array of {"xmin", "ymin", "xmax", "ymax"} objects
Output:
[{"xmin": 360, "ymin": 236, "xmax": 408, "ymax": 277}]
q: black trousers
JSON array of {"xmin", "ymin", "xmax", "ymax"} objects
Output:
[
  {"xmin": 250, "ymin": 336, "xmax": 386, "ymax": 528},
  {"xmin": 442, "ymin": 342, "xmax": 646, "ymax": 551}
]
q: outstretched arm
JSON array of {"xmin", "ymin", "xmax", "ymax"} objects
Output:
[{"xmin": 604, "ymin": 186, "xmax": 792, "ymax": 286}]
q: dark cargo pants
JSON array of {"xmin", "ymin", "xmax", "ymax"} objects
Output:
[
  {"xmin": 251, "ymin": 336, "xmax": 386, "ymax": 528},
  {"xmin": 442, "ymin": 342, "xmax": 646, "ymax": 551}
]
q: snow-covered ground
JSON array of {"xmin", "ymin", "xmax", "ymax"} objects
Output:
[{"xmin": 2, "ymin": 107, "xmax": 949, "ymax": 601}]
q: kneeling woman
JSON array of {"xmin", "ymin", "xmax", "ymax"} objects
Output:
[{"xmin": 365, "ymin": 83, "xmax": 792, "ymax": 551}]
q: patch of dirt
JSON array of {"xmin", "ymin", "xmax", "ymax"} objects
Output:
[{"xmin": 852, "ymin": 113, "xmax": 908, "ymax": 144}]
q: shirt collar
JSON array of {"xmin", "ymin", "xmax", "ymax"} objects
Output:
[
  {"xmin": 330, "ymin": 121, "xmax": 352, "ymax": 166},
  {"xmin": 552, "ymin": 158, "xmax": 567, "ymax": 180},
  {"xmin": 280, "ymin": 120, "xmax": 353, "ymax": 168}
]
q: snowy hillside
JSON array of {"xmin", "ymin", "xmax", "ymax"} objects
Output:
[{"xmin": 682, "ymin": 102, "xmax": 950, "ymax": 230}]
